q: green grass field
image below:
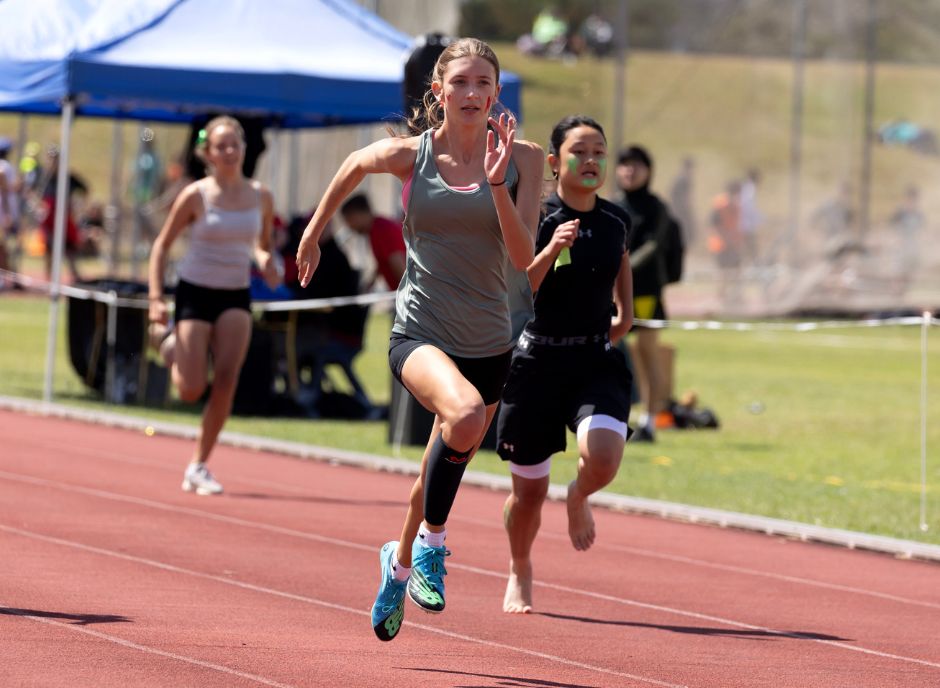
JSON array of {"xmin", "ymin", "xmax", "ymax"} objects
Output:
[
  {"xmin": 2, "ymin": 293, "xmax": 937, "ymax": 544},
  {"xmin": 2, "ymin": 45, "xmax": 939, "ymax": 545}
]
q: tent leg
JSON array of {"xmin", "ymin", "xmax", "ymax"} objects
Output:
[
  {"xmin": 106, "ymin": 121, "xmax": 124, "ymax": 276},
  {"xmin": 43, "ymin": 99, "xmax": 75, "ymax": 404}
]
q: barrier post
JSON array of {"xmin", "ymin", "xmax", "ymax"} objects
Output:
[
  {"xmin": 42, "ymin": 98, "xmax": 75, "ymax": 403},
  {"xmin": 921, "ymin": 311, "xmax": 930, "ymax": 532},
  {"xmin": 105, "ymin": 290, "xmax": 119, "ymax": 402}
]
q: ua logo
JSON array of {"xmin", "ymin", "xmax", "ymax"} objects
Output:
[
  {"xmin": 578, "ymin": 228, "xmax": 593, "ymax": 239},
  {"xmin": 501, "ymin": 442, "xmax": 515, "ymax": 453}
]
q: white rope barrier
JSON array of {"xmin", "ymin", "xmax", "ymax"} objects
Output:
[
  {"xmin": 5, "ymin": 268, "xmax": 938, "ymax": 329},
  {"xmin": 0, "ymin": 269, "xmax": 396, "ymax": 312}
]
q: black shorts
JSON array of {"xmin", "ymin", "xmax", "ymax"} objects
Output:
[
  {"xmin": 388, "ymin": 332, "xmax": 512, "ymax": 406},
  {"xmin": 175, "ymin": 279, "xmax": 251, "ymax": 323},
  {"xmin": 496, "ymin": 331, "xmax": 633, "ymax": 466},
  {"xmin": 632, "ymin": 293, "xmax": 666, "ymax": 325}
]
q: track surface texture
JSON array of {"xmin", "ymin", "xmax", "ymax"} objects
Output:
[{"xmin": 1, "ymin": 410, "xmax": 939, "ymax": 687}]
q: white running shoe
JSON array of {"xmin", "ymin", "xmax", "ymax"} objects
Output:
[{"xmin": 181, "ymin": 462, "xmax": 223, "ymax": 496}]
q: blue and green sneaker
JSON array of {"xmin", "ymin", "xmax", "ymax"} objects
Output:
[
  {"xmin": 407, "ymin": 540, "xmax": 449, "ymax": 613},
  {"xmin": 371, "ymin": 541, "xmax": 406, "ymax": 641}
]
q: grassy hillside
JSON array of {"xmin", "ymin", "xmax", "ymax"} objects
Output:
[{"xmin": 3, "ymin": 46, "xmax": 937, "ymax": 248}]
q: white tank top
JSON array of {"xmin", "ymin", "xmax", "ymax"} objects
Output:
[{"xmin": 177, "ymin": 180, "xmax": 262, "ymax": 290}]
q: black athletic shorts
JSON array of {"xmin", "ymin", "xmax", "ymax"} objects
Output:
[
  {"xmin": 175, "ymin": 279, "xmax": 251, "ymax": 324},
  {"xmin": 496, "ymin": 330, "xmax": 633, "ymax": 466},
  {"xmin": 388, "ymin": 332, "xmax": 512, "ymax": 406},
  {"xmin": 632, "ymin": 293, "xmax": 666, "ymax": 326}
]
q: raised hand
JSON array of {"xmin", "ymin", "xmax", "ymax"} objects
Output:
[{"xmin": 485, "ymin": 112, "xmax": 516, "ymax": 186}]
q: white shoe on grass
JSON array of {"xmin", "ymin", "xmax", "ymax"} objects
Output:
[{"xmin": 182, "ymin": 462, "xmax": 223, "ymax": 496}]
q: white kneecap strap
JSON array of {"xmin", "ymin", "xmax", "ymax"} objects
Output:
[
  {"xmin": 576, "ymin": 414, "xmax": 628, "ymax": 442},
  {"xmin": 509, "ymin": 457, "xmax": 552, "ymax": 480}
]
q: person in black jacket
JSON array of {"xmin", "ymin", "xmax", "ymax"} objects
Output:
[{"xmin": 615, "ymin": 145, "xmax": 674, "ymax": 441}]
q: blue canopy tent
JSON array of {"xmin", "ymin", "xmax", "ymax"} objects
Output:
[
  {"xmin": 0, "ymin": 0, "xmax": 522, "ymax": 124},
  {"xmin": 0, "ymin": 0, "xmax": 523, "ymax": 401}
]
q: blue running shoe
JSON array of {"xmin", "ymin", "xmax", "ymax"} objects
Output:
[
  {"xmin": 408, "ymin": 539, "xmax": 449, "ymax": 613},
  {"xmin": 371, "ymin": 541, "xmax": 407, "ymax": 641}
]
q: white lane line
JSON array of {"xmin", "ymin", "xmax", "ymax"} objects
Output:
[
  {"xmin": 13, "ymin": 438, "xmax": 940, "ymax": 613},
  {"xmin": 454, "ymin": 514, "xmax": 940, "ymax": 612},
  {"xmin": 1, "ymin": 605, "xmax": 295, "ymax": 688},
  {"xmin": 0, "ymin": 525, "xmax": 683, "ymax": 688},
  {"xmin": 456, "ymin": 562, "xmax": 940, "ymax": 670},
  {"xmin": 2, "ymin": 469, "xmax": 939, "ymax": 673}
]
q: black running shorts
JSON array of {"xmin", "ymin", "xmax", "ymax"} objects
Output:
[
  {"xmin": 388, "ymin": 332, "xmax": 512, "ymax": 406},
  {"xmin": 174, "ymin": 279, "xmax": 251, "ymax": 324},
  {"xmin": 496, "ymin": 332, "xmax": 633, "ymax": 466}
]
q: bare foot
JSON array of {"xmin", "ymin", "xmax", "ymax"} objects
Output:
[
  {"xmin": 566, "ymin": 481, "xmax": 595, "ymax": 551},
  {"xmin": 503, "ymin": 559, "xmax": 533, "ymax": 613}
]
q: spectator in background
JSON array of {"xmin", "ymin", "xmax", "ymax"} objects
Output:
[
  {"xmin": 708, "ymin": 179, "xmax": 743, "ymax": 301},
  {"xmin": 889, "ymin": 184, "xmax": 925, "ymax": 288},
  {"xmin": 0, "ymin": 137, "xmax": 20, "ymax": 288},
  {"xmin": 131, "ymin": 127, "xmax": 164, "ymax": 247},
  {"xmin": 616, "ymin": 145, "xmax": 674, "ymax": 442},
  {"xmin": 739, "ymin": 167, "xmax": 762, "ymax": 266},
  {"xmin": 340, "ymin": 193, "xmax": 406, "ymax": 290},
  {"xmin": 578, "ymin": 14, "xmax": 614, "ymax": 57},
  {"xmin": 669, "ymin": 156, "xmax": 696, "ymax": 247},
  {"xmin": 19, "ymin": 141, "xmax": 43, "ymax": 194},
  {"xmin": 517, "ymin": 7, "xmax": 572, "ymax": 59},
  {"xmin": 282, "ymin": 209, "xmax": 362, "ymax": 340},
  {"xmin": 141, "ymin": 155, "xmax": 192, "ymax": 231},
  {"xmin": 39, "ymin": 146, "xmax": 88, "ymax": 283},
  {"xmin": 811, "ymin": 181, "xmax": 855, "ymax": 262}
]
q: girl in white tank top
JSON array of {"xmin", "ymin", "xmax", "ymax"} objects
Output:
[{"xmin": 147, "ymin": 116, "xmax": 280, "ymax": 497}]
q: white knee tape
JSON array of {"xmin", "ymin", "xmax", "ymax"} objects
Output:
[
  {"xmin": 576, "ymin": 414, "xmax": 628, "ymax": 442},
  {"xmin": 509, "ymin": 458, "xmax": 552, "ymax": 480}
]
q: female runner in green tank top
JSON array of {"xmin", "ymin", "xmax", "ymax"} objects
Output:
[{"xmin": 295, "ymin": 38, "xmax": 543, "ymax": 641}]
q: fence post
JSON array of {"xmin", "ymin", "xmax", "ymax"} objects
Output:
[
  {"xmin": 105, "ymin": 290, "xmax": 119, "ymax": 403},
  {"xmin": 921, "ymin": 311, "xmax": 930, "ymax": 532}
]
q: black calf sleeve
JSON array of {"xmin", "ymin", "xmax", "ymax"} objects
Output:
[{"xmin": 424, "ymin": 434, "xmax": 473, "ymax": 526}]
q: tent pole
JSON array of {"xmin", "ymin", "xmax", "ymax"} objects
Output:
[
  {"xmin": 129, "ymin": 123, "xmax": 146, "ymax": 279},
  {"xmin": 288, "ymin": 130, "xmax": 300, "ymax": 217},
  {"xmin": 16, "ymin": 115, "xmax": 28, "ymax": 162},
  {"xmin": 267, "ymin": 125, "xmax": 281, "ymax": 212},
  {"xmin": 107, "ymin": 120, "xmax": 124, "ymax": 276},
  {"xmin": 43, "ymin": 98, "xmax": 75, "ymax": 404}
]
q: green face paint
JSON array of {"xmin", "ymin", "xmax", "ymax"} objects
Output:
[{"xmin": 567, "ymin": 155, "xmax": 606, "ymax": 187}]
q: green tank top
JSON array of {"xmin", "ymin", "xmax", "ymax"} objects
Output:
[{"xmin": 393, "ymin": 128, "xmax": 520, "ymax": 357}]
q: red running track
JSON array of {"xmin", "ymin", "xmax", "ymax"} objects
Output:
[{"xmin": 1, "ymin": 409, "xmax": 939, "ymax": 687}]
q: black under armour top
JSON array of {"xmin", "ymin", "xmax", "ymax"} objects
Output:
[{"xmin": 527, "ymin": 193, "xmax": 632, "ymax": 338}]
